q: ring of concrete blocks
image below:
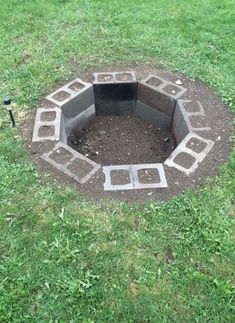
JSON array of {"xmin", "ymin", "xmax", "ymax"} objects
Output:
[{"xmin": 32, "ymin": 71, "xmax": 214, "ymax": 191}]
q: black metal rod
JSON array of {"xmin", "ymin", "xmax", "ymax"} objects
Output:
[
  {"xmin": 8, "ymin": 109, "xmax": 16, "ymax": 127},
  {"xmin": 3, "ymin": 96, "xmax": 16, "ymax": 127}
]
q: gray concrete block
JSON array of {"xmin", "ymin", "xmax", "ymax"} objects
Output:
[
  {"xmin": 93, "ymin": 71, "xmax": 136, "ymax": 84},
  {"xmin": 46, "ymin": 78, "xmax": 91, "ymax": 107},
  {"xmin": 137, "ymin": 82, "xmax": 176, "ymax": 117},
  {"xmin": 171, "ymin": 100, "xmax": 211, "ymax": 145},
  {"xmin": 32, "ymin": 107, "xmax": 61, "ymax": 142},
  {"xmin": 177, "ymin": 100, "xmax": 210, "ymax": 132},
  {"xmin": 41, "ymin": 141, "xmax": 100, "ymax": 184},
  {"xmin": 95, "ymin": 100, "xmax": 136, "ymax": 116},
  {"xmin": 136, "ymin": 101, "xmax": 171, "ymax": 130},
  {"xmin": 103, "ymin": 163, "xmax": 167, "ymax": 191},
  {"xmin": 164, "ymin": 133, "xmax": 214, "ymax": 176},
  {"xmin": 141, "ymin": 74, "xmax": 187, "ymax": 100},
  {"xmin": 93, "ymin": 71, "xmax": 137, "ymax": 104}
]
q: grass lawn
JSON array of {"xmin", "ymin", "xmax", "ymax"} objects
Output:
[{"xmin": 0, "ymin": 0, "xmax": 234, "ymax": 321}]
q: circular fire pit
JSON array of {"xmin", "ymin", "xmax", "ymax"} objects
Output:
[{"xmin": 29, "ymin": 67, "xmax": 231, "ymax": 200}]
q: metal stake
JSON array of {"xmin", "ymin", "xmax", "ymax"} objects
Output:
[{"xmin": 3, "ymin": 96, "xmax": 15, "ymax": 127}]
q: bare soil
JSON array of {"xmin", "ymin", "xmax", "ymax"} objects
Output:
[
  {"xmin": 67, "ymin": 114, "xmax": 175, "ymax": 165},
  {"xmin": 38, "ymin": 125, "xmax": 55, "ymax": 137}
]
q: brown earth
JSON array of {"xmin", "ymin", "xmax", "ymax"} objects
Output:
[{"xmin": 67, "ymin": 114, "xmax": 175, "ymax": 165}]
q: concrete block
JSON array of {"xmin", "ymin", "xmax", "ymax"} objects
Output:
[
  {"xmin": 171, "ymin": 100, "xmax": 211, "ymax": 145},
  {"xmin": 177, "ymin": 99, "xmax": 210, "ymax": 132},
  {"xmin": 93, "ymin": 71, "xmax": 136, "ymax": 84},
  {"xmin": 32, "ymin": 107, "xmax": 61, "ymax": 142},
  {"xmin": 103, "ymin": 163, "xmax": 167, "ymax": 191},
  {"xmin": 41, "ymin": 141, "xmax": 101, "ymax": 184},
  {"xmin": 141, "ymin": 74, "xmax": 187, "ymax": 100},
  {"xmin": 93, "ymin": 72, "xmax": 137, "ymax": 113},
  {"xmin": 136, "ymin": 101, "xmax": 171, "ymax": 130},
  {"xmin": 164, "ymin": 133, "xmax": 214, "ymax": 175},
  {"xmin": 46, "ymin": 78, "xmax": 91, "ymax": 107},
  {"xmin": 95, "ymin": 100, "xmax": 136, "ymax": 116}
]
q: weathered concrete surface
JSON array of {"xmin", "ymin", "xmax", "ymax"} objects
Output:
[
  {"xmin": 141, "ymin": 74, "xmax": 187, "ymax": 100},
  {"xmin": 103, "ymin": 163, "xmax": 167, "ymax": 191},
  {"xmin": 46, "ymin": 78, "xmax": 91, "ymax": 107},
  {"xmin": 41, "ymin": 141, "xmax": 101, "ymax": 184},
  {"xmin": 93, "ymin": 71, "xmax": 136, "ymax": 84},
  {"xmin": 93, "ymin": 71, "xmax": 137, "ymax": 115},
  {"xmin": 32, "ymin": 107, "xmax": 61, "ymax": 142},
  {"xmin": 164, "ymin": 133, "xmax": 214, "ymax": 175}
]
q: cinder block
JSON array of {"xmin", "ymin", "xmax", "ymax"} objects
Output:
[
  {"xmin": 93, "ymin": 70, "xmax": 137, "ymax": 116},
  {"xmin": 103, "ymin": 164, "xmax": 167, "ymax": 191},
  {"xmin": 136, "ymin": 101, "xmax": 171, "ymax": 130},
  {"xmin": 177, "ymin": 100, "xmax": 210, "ymax": 132},
  {"xmin": 41, "ymin": 142, "xmax": 101, "ymax": 184},
  {"xmin": 141, "ymin": 74, "xmax": 187, "ymax": 100},
  {"xmin": 95, "ymin": 100, "xmax": 136, "ymax": 116},
  {"xmin": 93, "ymin": 71, "xmax": 136, "ymax": 84},
  {"xmin": 137, "ymin": 82, "xmax": 176, "ymax": 117},
  {"xmin": 46, "ymin": 78, "xmax": 91, "ymax": 107},
  {"xmin": 164, "ymin": 133, "xmax": 214, "ymax": 175},
  {"xmin": 171, "ymin": 99, "xmax": 211, "ymax": 145},
  {"xmin": 32, "ymin": 107, "xmax": 61, "ymax": 142}
]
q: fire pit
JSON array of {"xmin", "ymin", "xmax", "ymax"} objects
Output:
[{"xmin": 30, "ymin": 68, "xmax": 230, "ymax": 199}]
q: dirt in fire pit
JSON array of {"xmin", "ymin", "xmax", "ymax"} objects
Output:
[{"xmin": 67, "ymin": 114, "xmax": 176, "ymax": 165}]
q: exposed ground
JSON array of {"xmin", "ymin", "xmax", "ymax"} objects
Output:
[
  {"xmin": 68, "ymin": 114, "xmax": 175, "ymax": 165},
  {"xmin": 0, "ymin": 0, "xmax": 234, "ymax": 322}
]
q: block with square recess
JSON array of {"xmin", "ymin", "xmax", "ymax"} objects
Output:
[
  {"xmin": 46, "ymin": 78, "xmax": 91, "ymax": 107},
  {"xmin": 164, "ymin": 133, "xmax": 214, "ymax": 175},
  {"xmin": 32, "ymin": 107, "xmax": 61, "ymax": 142},
  {"xmin": 93, "ymin": 71, "xmax": 136, "ymax": 84},
  {"xmin": 56, "ymin": 80, "xmax": 95, "ymax": 144},
  {"xmin": 103, "ymin": 164, "xmax": 167, "ymax": 191},
  {"xmin": 41, "ymin": 142, "xmax": 101, "ymax": 184}
]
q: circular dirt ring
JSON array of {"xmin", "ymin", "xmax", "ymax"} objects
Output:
[{"xmin": 22, "ymin": 64, "xmax": 232, "ymax": 201}]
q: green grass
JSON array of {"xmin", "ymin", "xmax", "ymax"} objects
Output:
[{"xmin": 0, "ymin": 0, "xmax": 234, "ymax": 321}]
